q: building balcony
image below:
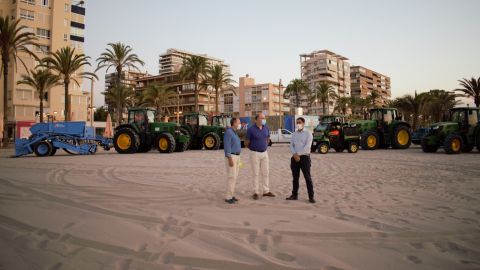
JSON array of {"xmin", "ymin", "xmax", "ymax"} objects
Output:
[{"xmin": 71, "ymin": 5, "xmax": 85, "ymax": 15}]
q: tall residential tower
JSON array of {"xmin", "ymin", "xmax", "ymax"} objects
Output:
[{"xmin": 0, "ymin": 0, "xmax": 89, "ymax": 139}]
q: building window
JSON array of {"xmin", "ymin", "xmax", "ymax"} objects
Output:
[
  {"xmin": 36, "ymin": 45, "xmax": 49, "ymax": 54},
  {"xmin": 64, "ymin": 3, "xmax": 68, "ymax": 11},
  {"xmin": 16, "ymin": 89, "xmax": 33, "ymax": 100},
  {"xmin": 70, "ymin": 26, "xmax": 84, "ymax": 37},
  {"xmin": 21, "ymin": 0, "xmax": 35, "ymax": 5},
  {"xmin": 36, "ymin": 28, "xmax": 50, "ymax": 39},
  {"xmin": 64, "ymin": 33, "xmax": 68, "ymax": 41},
  {"xmin": 19, "ymin": 9, "xmax": 34, "ymax": 20},
  {"xmin": 41, "ymin": 0, "xmax": 48, "ymax": 7}
]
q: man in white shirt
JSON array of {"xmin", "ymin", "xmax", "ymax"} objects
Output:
[{"xmin": 286, "ymin": 117, "xmax": 315, "ymax": 203}]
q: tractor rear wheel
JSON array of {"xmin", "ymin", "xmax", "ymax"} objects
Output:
[
  {"xmin": 113, "ymin": 128, "xmax": 140, "ymax": 154},
  {"xmin": 421, "ymin": 137, "xmax": 438, "ymax": 153},
  {"xmin": 443, "ymin": 134, "xmax": 463, "ymax": 154},
  {"xmin": 361, "ymin": 131, "xmax": 379, "ymax": 150},
  {"xmin": 157, "ymin": 133, "xmax": 176, "ymax": 153},
  {"xmin": 347, "ymin": 142, "xmax": 359, "ymax": 153},
  {"xmin": 318, "ymin": 142, "xmax": 329, "ymax": 154},
  {"xmin": 392, "ymin": 126, "xmax": 412, "ymax": 149},
  {"xmin": 203, "ymin": 132, "xmax": 221, "ymax": 150},
  {"xmin": 34, "ymin": 141, "xmax": 53, "ymax": 157}
]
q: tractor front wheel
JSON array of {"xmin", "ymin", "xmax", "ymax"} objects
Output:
[
  {"xmin": 347, "ymin": 142, "xmax": 359, "ymax": 153},
  {"xmin": 392, "ymin": 126, "xmax": 412, "ymax": 149},
  {"xmin": 318, "ymin": 142, "xmax": 329, "ymax": 154},
  {"xmin": 421, "ymin": 137, "xmax": 438, "ymax": 153},
  {"xmin": 113, "ymin": 128, "xmax": 139, "ymax": 154},
  {"xmin": 361, "ymin": 131, "xmax": 379, "ymax": 150},
  {"xmin": 157, "ymin": 133, "xmax": 176, "ymax": 153},
  {"xmin": 443, "ymin": 134, "xmax": 463, "ymax": 154},
  {"xmin": 203, "ymin": 132, "xmax": 221, "ymax": 150},
  {"xmin": 34, "ymin": 141, "xmax": 53, "ymax": 157}
]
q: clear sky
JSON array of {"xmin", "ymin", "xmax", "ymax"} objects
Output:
[{"xmin": 84, "ymin": 0, "xmax": 480, "ymax": 107}]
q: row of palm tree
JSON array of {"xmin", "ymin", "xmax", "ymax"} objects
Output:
[{"xmin": 98, "ymin": 46, "xmax": 236, "ymax": 125}]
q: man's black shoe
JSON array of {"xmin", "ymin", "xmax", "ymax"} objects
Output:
[
  {"xmin": 252, "ymin": 193, "xmax": 259, "ymax": 200},
  {"xmin": 232, "ymin": 197, "xmax": 239, "ymax": 202},
  {"xmin": 309, "ymin": 198, "xmax": 316, "ymax": 204},
  {"xmin": 225, "ymin": 198, "xmax": 236, "ymax": 204},
  {"xmin": 286, "ymin": 195, "xmax": 298, "ymax": 200}
]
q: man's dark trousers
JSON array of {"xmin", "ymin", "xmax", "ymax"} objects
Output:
[{"xmin": 290, "ymin": 155, "xmax": 314, "ymax": 199}]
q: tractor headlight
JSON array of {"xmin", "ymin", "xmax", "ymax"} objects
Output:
[{"xmin": 432, "ymin": 126, "xmax": 439, "ymax": 130}]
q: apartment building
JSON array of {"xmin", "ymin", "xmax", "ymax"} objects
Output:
[
  {"xmin": 299, "ymin": 50, "xmax": 351, "ymax": 115},
  {"xmin": 131, "ymin": 49, "xmax": 231, "ymax": 118},
  {"xmin": 220, "ymin": 75, "xmax": 290, "ymax": 117},
  {"xmin": 350, "ymin": 66, "xmax": 391, "ymax": 106},
  {"xmin": 0, "ymin": 0, "xmax": 88, "ymax": 139},
  {"xmin": 105, "ymin": 70, "xmax": 151, "ymax": 91},
  {"xmin": 159, "ymin": 48, "xmax": 230, "ymax": 75}
]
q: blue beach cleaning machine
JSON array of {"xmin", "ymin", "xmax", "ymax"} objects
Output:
[{"xmin": 14, "ymin": 121, "xmax": 113, "ymax": 157}]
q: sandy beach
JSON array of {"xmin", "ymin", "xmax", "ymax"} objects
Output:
[{"xmin": 0, "ymin": 145, "xmax": 479, "ymax": 270}]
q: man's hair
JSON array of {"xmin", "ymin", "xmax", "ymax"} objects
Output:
[
  {"xmin": 230, "ymin": 117, "xmax": 238, "ymax": 126},
  {"xmin": 255, "ymin": 113, "xmax": 263, "ymax": 120},
  {"xmin": 297, "ymin": 117, "xmax": 305, "ymax": 123}
]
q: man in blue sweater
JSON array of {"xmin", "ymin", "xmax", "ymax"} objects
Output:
[{"xmin": 224, "ymin": 117, "xmax": 242, "ymax": 204}]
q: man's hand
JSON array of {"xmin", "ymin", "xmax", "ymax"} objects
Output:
[
  {"xmin": 293, "ymin": 154, "xmax": 300, "ymax": 162},
  {"xmin": 228, "ymin": 157, "xmax": 234, "ymax": 167}
]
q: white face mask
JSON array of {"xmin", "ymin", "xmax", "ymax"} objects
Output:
[
  {"xmin": 236, "ymin": 124, "xmax": 242, "ymax": 130},
  {"xmin": 296, "ymin": 124, "xmax": 304, "ymax": 130}
]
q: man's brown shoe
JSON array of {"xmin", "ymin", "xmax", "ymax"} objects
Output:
[
  {"xmin": 263, "ymin": 192, "xmax": 275, "ymax": 197},
  {"xmin": 252, "ymin": 193, "xmax": 259, "ymax": 200}
]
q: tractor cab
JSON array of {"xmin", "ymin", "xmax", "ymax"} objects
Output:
[
  {"xmin": 183, "ymin": 112, "xmax": 209, "ymax": 136},
  {"xmin": 127, "ymin": 108, "xmax": 155, "ymax": 132},
  {"xmin": 319, "ymin": 115, "xmax": 345, "ymax": 124},
  {"xmin": 211, "ymin": 115, "xmax": 232, "ymax": 127},
  {"xmin": 450, "ymin": 107, "xmax": 479, "ymax": 135}
]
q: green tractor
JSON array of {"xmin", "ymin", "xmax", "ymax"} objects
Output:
[
  {"xmin": 354, "ymin": 108, "xmax": 412, "ymax": 150},
  {"xmin": 312, "ymin": 121, "xmax": 360, "ymax": 154},
  {"xmin": 312, "ymin": 115, "xmax": 342, "ymax": 153},
  {"xmin": 113, "ymin": 108, "xmax": 190, "ymax": 154},
  {"xmin": 181, "ymin": 112, "xmax": 225, "ymax": 150},
  {"xmin": 421, "ymin": 107, "xmax": 480, "ymax": 154}
]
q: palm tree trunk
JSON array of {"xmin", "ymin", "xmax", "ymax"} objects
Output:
[
  {"xmin": 295, "ymin": 91, "xmax": 300, "ymax": 109},
  {"xmin": 194, "ymin": 79, "xmax": 199, "ymax": 112},
  {"xmin": 322, "ymin": 101, "xmax": 326, "ymax": 115},
  {"xmin": 64, "ymin": 80, "xmax": 70, "ymax": 121},
  {"xmin": 215, "ymin": 88, "xmax": 219, "ymax": 115},
  {"xmin": 39, "ymin": 92, "xmax": 44, "ymax": 123},
  {"xmin": 116, "ymin": 102, "xmax": 122, "ymax": 126},
  {"xmin": 116, "ymin": 67, "xmax": 122, "ymax": 88},
  {"xmin": 2, "ymin": 56, "xmax": 9, "ymax": 147},
  {"xmin": 156, "ymin": 105, "xmax": 161, "ymax": 122}
]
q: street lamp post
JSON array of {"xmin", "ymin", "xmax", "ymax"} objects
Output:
[{"xmin": 89, "ymin": 77, "xmax": 94, "ymax": 127}]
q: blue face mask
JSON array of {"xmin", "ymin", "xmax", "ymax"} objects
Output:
[{"xmin": 261, "ymin": 119, "xmax": 267, "ymax": 126}]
